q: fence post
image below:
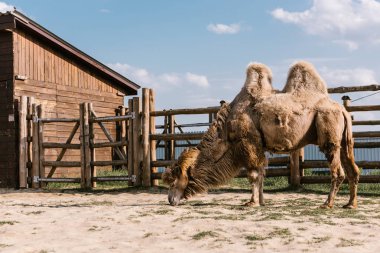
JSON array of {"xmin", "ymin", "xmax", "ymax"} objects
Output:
[
  {"xmin": 127, "ymin": 99, "xmax": 134, "ymax": 186},
  {"xmin": 37, "ymin": 105, "xmax": 45, "ymax": 187},
  {"xmin": 88, "ymin": 103, "xmax": 96, "ymax": 188},
  {"xmin": 290, "ymin": 149, "xmax": 303, "ymax": 188},
  {"xmin": 142, "ymin": 88, "xmax": 151, "ymax": 186},
  {"xmin": 32, "ymin": 103, "xmax": 39, "ymax": 188},
  {"xmin": 80, "ymin": 103, "xmax": 91, "ymax": 189},
  {"xmin": 27, "ymin": 97, "xmax": 34, "ymax": 188},
  {"xmin": 132, "ymin": 97, "xmax": 142, "ymax": 186},
  {"xmin": 149, "ymin": 89, "xmax": 158, "ymax": 186},
  {"xmin": 19, "ymin": 96, "xmax": 28, "ymax": 188},
  {"xmin": 169, "ymin": 115, "xmax": 175, "ymax": 161},
  {"xmin": 119, "ymin": 106, "xmax": 126, "ymax": 155},
  {"xmin": 164, "ymin": 115, "xmax": 169, "ymax": 162}
]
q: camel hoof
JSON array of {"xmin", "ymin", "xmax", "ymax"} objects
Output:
[
  {"xmin": 244, "ymin": 201, "xmax": 260, "ymax": 207},
  {"xmin": 343, "ymin": 204, "xmax": 357, "ymax": 209},
  {"xmin": 260, "ymin": 202, "xmax": 266, "ymax": 207},
  {"xmin": 319, "ymin": 204, "xmax": 333, "ymax": 209}
]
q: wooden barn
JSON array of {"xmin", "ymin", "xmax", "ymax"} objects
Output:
[{"xmin": 0, "ymin": 10, "xmax": 140, "ymax": 188}]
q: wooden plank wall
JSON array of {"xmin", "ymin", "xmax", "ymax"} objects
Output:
[
  {"xmin": 12, "ymin": 30, "xmax": 125, "ymax": 178},
  {"xmin": 0, "ymin": 31, "xmax": 17, "ymax": 187}
]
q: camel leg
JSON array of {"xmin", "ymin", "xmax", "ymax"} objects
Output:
[
  {"xmin": 233, "ymin": 137, "xmax": 266, "ymax": 207},
  {"xmin": 321, "ymin": 148, "xmax": 345, "ymax": 209},
  {"xmin": 340, "ymin": 150, "xmax": 360, "ymax": 209},
  {"xmin": 245, "ymin": 168, "xmax": 265, "ymax": 207}
]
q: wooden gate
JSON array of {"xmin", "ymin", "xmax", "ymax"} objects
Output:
[{"xmin": 18, "ymin": 97, "xmax": 135, "ymax": 189}]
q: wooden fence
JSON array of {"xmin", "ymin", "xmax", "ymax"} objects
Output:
[
  {"xmin": 146, "ymin": 85, "xmax": 380, "ymax": 187},
  {"xmin": 18, "ymin": 84, "xmax": 380, "ymax": 189},
  {"xmin": 18, "ymin": 97, "xmax": 135, "ymax": 188}
]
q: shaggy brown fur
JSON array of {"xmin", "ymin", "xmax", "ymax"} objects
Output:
[
  {"xmin": 163, "ymin": 103, "xmax": 240, "ymax": 199},
  {"xmin": 164, "ymin": 61, "xmax": 360, "ymax": 209},
  {"xmin": 283, "ymin": 61, "xmax": 328, "ymax": 95}
]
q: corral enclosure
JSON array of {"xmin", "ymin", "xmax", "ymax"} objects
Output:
[
  {"xmin": 0, "ymin": 10, "xmax": 140, "ymax": 188},
  {"xmin": 1, "ymin": 11, "xmax": 380, "ymax": 190}
]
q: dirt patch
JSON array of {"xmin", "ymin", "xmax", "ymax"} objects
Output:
[{"xmin": 0, "ymin": 189, "xmax": 379, "ymax": 253}]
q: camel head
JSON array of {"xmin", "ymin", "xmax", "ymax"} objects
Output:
[
  {"xmin": 162, "ymin": 148, "xmax": 200, "ymax": 206},
  {"xmin": 244, "ymin": 62, "xmax": 273, "ymax": 97}
]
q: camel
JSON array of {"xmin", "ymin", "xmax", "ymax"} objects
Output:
[{"xmin": 163, "ymin": 61, "xmax": 360, "ymax": 209}]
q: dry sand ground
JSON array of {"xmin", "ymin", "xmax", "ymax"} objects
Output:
[{"xmin": 1, "ymin": 188, "xmax": 380, "ymax": 253}]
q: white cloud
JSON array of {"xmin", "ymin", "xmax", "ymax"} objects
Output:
[
  {"xmin": 320, "ymin": 67, "xmax": 377, "ymax": 86},
  {"xmin": 207, "ymin": 23, "xmax": 241, "ymax": 34},
  {"xmin": 271, "ymin": 0, "xmax": 380, "ymax": 49},
  {"xmin": 0, "ymin": 2, "xmax": 14, "ymax": 13},
  {"xmin": 185, "ymin": 72, "xmax": 209, "ymax": 88},
  {"xmin": 108, "ymin": 63, "xmax": 209, "ymax": 89}
]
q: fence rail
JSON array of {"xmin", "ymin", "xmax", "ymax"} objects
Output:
[{"xmin": 18, "ymin": 83, "xmax": 380, "ymax": 189}]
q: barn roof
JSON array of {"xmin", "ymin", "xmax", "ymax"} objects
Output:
[{"xmin": 0, "ymin": 10, "xmax": 140, "ymax": 95}]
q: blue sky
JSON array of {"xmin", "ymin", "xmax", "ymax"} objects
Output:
[{"xmin": 1, "ymin": 0, "xmax": 380, "ymax": 128}]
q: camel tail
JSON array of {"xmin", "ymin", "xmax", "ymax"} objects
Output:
[{"xmin": 342, "ymin": 109, "xmax": 355, "ymax": 159}]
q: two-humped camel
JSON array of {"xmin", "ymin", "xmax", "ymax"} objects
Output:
[{"xmin": 163, "ymin": 61, "xmax": 359, "ymax": 209}]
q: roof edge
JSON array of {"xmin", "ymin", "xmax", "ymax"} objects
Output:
[{"xmin": 4, "ymin": 10, "xmax": 140, "ymax": 94}]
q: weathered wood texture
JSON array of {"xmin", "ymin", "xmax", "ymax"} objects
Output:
[
  {"xmin": 0, "ymin": 31, "xmax": 16, "ymax": 188},
  {"xmin": 10, "ymin": 30, "xmax": 126, "ymax": 179},
  {"xmin": 141, "ymin": 88, "xmax": 151, "ymax": 186}
]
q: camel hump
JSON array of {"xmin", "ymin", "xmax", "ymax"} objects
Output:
[
  {"xmin": 244, "ymin": 62, "xmax": 273, "ymax": 96},
  {"xmin": 283, "ymin": 61, "xmax": 328, "ymax": 95}
]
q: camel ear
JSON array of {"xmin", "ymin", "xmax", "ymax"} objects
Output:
[{"xmin": 162, "ymin": 168, "xmax": 172, "ymax": 184}]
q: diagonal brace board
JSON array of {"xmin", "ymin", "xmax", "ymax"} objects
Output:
[
  {"xmin": 47, "ymin": 122, "xmax": 80, "ymax": 178},
  {"xmin": 89, "ymin": 108, "xmax": 134, "ymax": 161}
]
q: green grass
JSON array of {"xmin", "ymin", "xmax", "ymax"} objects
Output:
[
  {"xmin": 44, "ymin": 167, "xmax": 380, "ymax": 196},
  {"xmin": 245, "ymin": 234, "xmax": 267, "ymax": 241},
  {"xmin": 228, "ymin": 176, "xmax": 290, "ymax": 191},
  {"xmin": 45, "ymin": 169, "xmax": 132, "ymax": 190},
  {"xmin": 0, "ymin": 221, "xmax": 18, "ymax": 226},
  {"xmin": 192, "ymin": 231, "xmax": 219, "ymax": 240}
]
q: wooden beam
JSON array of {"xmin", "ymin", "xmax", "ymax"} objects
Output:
[
  {"xmin": 19, "ymin": 96, "xmax": 28, "ymax": 188},
  {"xmin": 346, "ymin": 105, "xmax": 380, "ymax": 112},
  {"xmin": 328, "ymin": 84, "xmax": 380, "ymax": 93},
  {"xmin": 91, "ymin": 140, "xmax": 128, "ymax": 148},
  {"xmin": 151, "ymin": 106, "xmax": 220, "ymax": 117},
  {"xmin": 91, "ymin": 160, "xmax": 128, "ymax": 166},
  {"xmin": 127, "ymin": 99, "xmax": 134, "ymax": 186},
  {"xmin": 352, "ymin": 120, "xmax": 380, "ymax": 125},
  {"xmin": 90, "ymin": 114, "xmax": 134, "ymax": 123},
  {"xmin": 88, "ymin": 103, "xmax": 96, "ymax": 188},
  {"xmin": 37, "ymin": 105, "xmax": 45, "ymax": 187},
  {"xmin": 80, "ymin": 103, "xmax": 86, "ymax": 188},
  {"xmin": 42, "ymin": 142, "xmax": 81, "ymax": 149},
  {"xmin": 32, "ymin": 104, "xmax": 39, "ymax": 188},
  {"xmin": 43, "ymin": 161, "xmax": 82, "ymax": 167},
  {"xmin": 26, "ymin": 96, "xmax": 34, "ymax": 188},
  {"xmin": 168, "ymin": 115, "xmax": 175, "ymax": 161},
  {"xmin": 142, "ymin": 88, "xmax": 151, "ymax": 187},
  {"xmin": 150, "ymin": 132, "xmax": 205, "ymax": 141},
  {"xmin": 132, "ymin": 97, "xmax": 142, "ymax": 186},
  {"xmin": 83, "ymin": 103, "xmax": 91, "ymax": 188},
  {"xmin": 353, "ymin": 131, "xmax": 380, "ymax": 138},
  {"xmin": 149, "ymin": 89, "xmax": 158, "ymax": 186}
]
